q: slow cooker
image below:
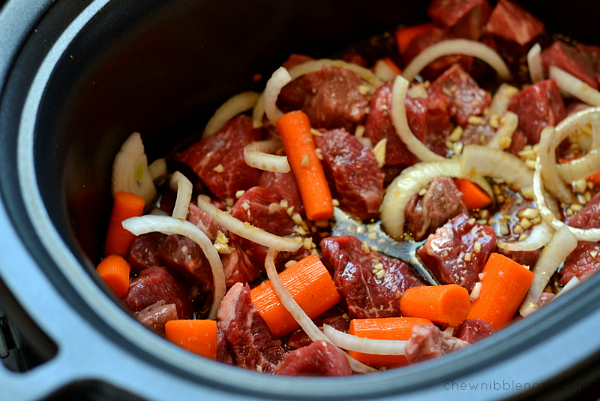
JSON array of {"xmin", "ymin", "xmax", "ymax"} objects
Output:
[{"xmin": 1, "ymin": 0, "xmax": 600, "ymax": 399}]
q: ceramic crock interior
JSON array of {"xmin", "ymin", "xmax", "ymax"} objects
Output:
[{"xmin": 11, "ymin": 0, "xmax": 600, "ymax": 398}]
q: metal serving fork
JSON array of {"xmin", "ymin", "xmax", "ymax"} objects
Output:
[{"xmin": 331, "ymin": 207, "xmax": 439, "ymax": 286}]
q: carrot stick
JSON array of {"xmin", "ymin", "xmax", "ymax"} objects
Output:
[
  {"xmin": 348, "ymin": 317, "xmax": 433, "ymax": 368},
  {"xmin": 454, "ymin": 178, "xmax": 492, "ymax": 209},
  {"xmin": 165, "ymin": 319, "xmax": 218, "ymax": 360},
  {"xmin": 276, "ymin": 110, "xmax": 334, "ymax": 221},
  {"xmin": 96, "ymin": 254, "xmax": 131, "ymax": 298},
  {"xmin": 395, "ymin": 23, "xmax": 435, "ymax": 55},
  {"xmin": 400, "ymin": 284, "xmax": 471, "ymax": 327},
  {"xmin": 250, "ymin": 254, "xmax": 341, "ymax": 338},
  {"xmin": 466, "ymin": 253, "xmax": 535, "ymax": 329},
  {"xmin": 104, "ymin": 191, "xmax": 145, "ymax": 258}
]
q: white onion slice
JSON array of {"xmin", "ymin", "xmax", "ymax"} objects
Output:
[
  {"xmin": 519, "ymin": 225, "xmax": 577, "ymax": 318},
  {"xmin": 243, "ymin": 140, "xmax": 291, "ymax": 173},
  {"xmin": 169, "ymin": 171, "xmax": 193, "ymax": 221},
  {"xmin": 287, "ymin": 59, "xmax": 383, "ymax": 88},
  {"xmin": 380, "ymin": 159, "xmax": 493, "ymax": 239},
  {"xmin": 538, "ymin": 126, "xmax": 575, "ymax": 203},
  {"xmin": 489, "ymin": 83, "xmax": 519, "ymax": 117},
  {"xmin": 148, "ymin": 158, "xmax": 168, "ymax": 183},
  {"xmin": 553, "ymin": 276, "xmax": 581, "ymax": 300},
  {"xmin": 373, "ymin": 59, "xmax": 400, "ymax": 82},
  {"xmin": 196, "ymin": 195, "xmax": 301, "ymax": 252},
  {"xmin": 550, "ymin": 66, "xmax": 600, "ymax": 106},
  {"xmin": 460, "ymin": 145, "xmax": 533, "ymax": 194},
  {"xmin": 202, "ymin": 91, "xmax": 260, "ymax": 138},
  {"xmin": 488, "ymin": 111, "xmax": 518, "ymax": 150},
  {"xmin": 533, "ymin": 158, "xmax": 600, "ymax": 241},
  {"xmin": 264, "ymin": 67, "xmax": 292, "ymax": 126},
  {"xmin": 555, "ymin": 107, "xmax": 600, "ymax": 182},
  {"xmin": 527, "ymin": 43, "xmax": 543, "ymax": 83},
  {"xmin": 264, "ymin": 250, "xmax": 375, "ymax": 374},
  {"xmin": 252, "ymin": 93, "xmax": 266, "ymax": 128},
  {"xmin": 323, "ymin": 324, "xmax": 407, "ymax": 355},
  {"xmin": 402, "ymin": 39, "xmax": 512, "ymax": 82},
  {"xmin": 111, "ymin": 132, "xmax": 157, "ymax": 207},
  {"xmin": 122, "ymin": 215, "xmax": 225, "ymax": 320},
  {"xmin": 496, "ymin": 220, "xmax": 553, "ymax": 252},
  {"xmin": 391, "ymin": 75, "xmax": 445, "ymax": 162}
]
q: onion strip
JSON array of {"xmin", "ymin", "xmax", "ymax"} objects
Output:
[
  {"xmin": 264, "ymin": 67, "xmax": 292, "ymax": 126},
  {"xmin": 264, "ymin": 250, "xmax": 376, "ymax": 373},
  {"xmin": 460, "ymin": 145, "xmax": 533, "ymax": 194},
  {"xmin": 402, "ymin": 39, "xmax": 512, "ymax": 82},
  {"xmin": 243, "ymin": 140, "xmax": 291, "ymax": 173},
  {"xmin": 550, "ymin": 66, "xmax": 600, "ymax": 106},
  {"xmin": 122, "ymin": 215, "xmax": 225, "ymax": 320},
  {"xmin": 380, "ymin": 159, "xmax": 493, "ymax": 239},
  {"xmin": 519, "ymin": 225, "xmax": 577, "ymax": 318},
  {"xmin": 489, "ymin": 83, "xmax": 519, "ymax": 117},
  {"xmin": 169, "ymin": 171, "xmax": 193, "ymax": 221},
  {"xmin": 252, "ymin": 93, "xmax": 266, "ymax": 128},
  {"xmin": 496, "ymin": 220, "xmax": 553, "ymax": 252},
  {"xmin": 323, "ymin": 324, "xmax": 407, "ymax": 355},
  {"xmin": 202, "ymin": 91, "xmax": 260, "ymax": 138},
  {"xmin": 391, "ymin": 75, "xmax": 444, "ymax": 162},
  {"xmin": 488, "ymin": 111, "xmax": 518, "ymax": 150},
  {"xmin": 538, "ymin": 126, "xmax": 576, "ymax": 203},
  {"xmin": 196, "ymin": 195, "xmax": 301, "ymax": 252},
  {"xmin": 527, "ymin": 43, "xmax": 543, "ymax": 83}
]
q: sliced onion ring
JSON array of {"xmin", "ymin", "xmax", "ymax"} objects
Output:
[
  {"xmin": 264, "ymin": 250, "xmax": 375, "ymax": 373},
  {"xmin": 252, "ymin": 93, "xmax": 266, "ymax": 129},
  {"xmin": 391, "ymin": 75, "xmax": 444, "ymax": 162},
  {"xmin": 533, "ymin": 158, "xmax": 600, "ymax": 241},
  {"xmin": 203, "ymin": 91, "xmax": 260, "ymax": 138},
  {"xmin": 527, "ymin": 43, "xmax": 543, "ymax": 83},
  {"xmin": 264, "ymin": 67, "xmax": 292, "ymax": 126},
  {"xmin": 323, "ymin": 324, "xmax": 407, "ymax": 355},
  {"xmin": 169, "ymin": 171, "xmax": 193, "ymax": 221},
  {"xmin": 196, "ymin": 195, "xmax": 301, "ymax": 252},
  {"xmin": 496, "ymin": 220, "xmax": 553, "ymax": 252},
  {"xmin": 122, "ymin": 215, "xmax": 225, "ymax": 320},
  {"xmin": 550, "ymin": 66, "xmax": 600, "ymax": 106},
  {"xmin": 380, "ymin": 159, "xmax": 493, "ymax": 240},
  {"xmin": 460, "ymin": 145, "xmax": 533, "ymax": 195},
  {"xmin": 243, "ymin": 140, "xmax": 291, "ymax": 173},
  {"xmin": 538, "ymin": 126, "xmax": 575, "ymax": 203},
  {"xmin": 519, "ymin": 225, "xmax": 577, "ymax": 318},
  {"xmin": 555, "ymin": 107, "xmax": 600, "ymax": 182},
  {"xmin": 402, "ymin": 39, "xmax": 512, "ymax": 82},
  {"xmin": 489, "ymin": 83, "xmax": 519, "ymax": 117}
]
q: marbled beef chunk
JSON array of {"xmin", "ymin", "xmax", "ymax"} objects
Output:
[
  {"xmin": 427, "ymin": 0, "xmax": 491, "ymax": 40},
  {"xmin": 128, "ymin": 232, "xmax": 166, "ymax": 271},
  {"xmin": 559, "ymin": 242, "xmax": 600, "ymax": 286},
  {"xmin": 417, "ymin": 213, "xmax": 496, "ymax": 291},
  {"xmin": 568, "ymin": 191, "xmax": 600, "ymax": 229},
  {"xmin": 455, "ymin": 319, "xmax": 495, "ymax": 344},
  {"xmin": 217, "ymin": 283, "xmax": 286, "ymax": 373},
  {"xmin": 177, "ymin": 115, "xmax": 261, "ymax": 201},
  {"xmin": 485, "ymin": 0, "xmax": 544, "ymax": 46},
  {"xmin": 507, "ymin": 79, "xmax": 566, "ymax": 144},
  {"xmin": 258, "ymin": 171, "xmax": 304, "ymax": 216},
  {"xmin": 221, "ymin": 244, "xmax": 260, "ymax": 286},
  {"xmin": 277, "ymin": 66, "xmax": 369, "ymax": 132},
  {"xmin": 428, "ymin": 64, "xmax": 492, "ymax": 126},
  {"xmin": 159, "ymin": 234, "xmax": 213, "ymax": 289},
  {"xmin": 276, "ymin": 340, "xmax": 352, "ymax": 376},
  {"xmin": 541, "ymin": 41, "xmax": 598, "ymax": 89},
  {"xmin": 405, "ymin": 325, "xmax": 469, "ymax": 364},
  {"xmin": 315, "ymin": 129, "xmax": 384, "ymax": 220},
  {"xmin": 321, "ymin": 235, "xmax": 425, "ymax": 319},
  {"xmin": 134, "ymin": 300, "xmax": 177, "ymax": 337},
  {"xmin": 187, "ymin": 203, "xmax": 222, "ymax": 241},
  {"xmin": 123, "ymin": 266, "xmax": 193, "ymax": 319},
  {"xmin": 405, "ymin": 177, "xmax": 468, "ymax": 241},
  {"xmin": 229, "ymin": 186, "xmax": 297, "ymax": 272}
]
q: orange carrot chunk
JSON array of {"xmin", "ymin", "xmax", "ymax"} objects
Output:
[
  {"xmin": 250, "ymin": 254, "xmax": 341, "ymax": 339},
  {"xmin": 400, "ymin": 284, "xmax": 471, "ymax": 327},
  {"xmin": 454, "ymin": 178, "xmax": 493, "ymax": 209},
  {"xmin": 348, "ymin": 317, "xmax": 433, "ymax": 368},
  {"xmin": 466, "ymin": 253, "xmax": 535, "ymax": 329},
  {"xmin": 104, "ymin": 191, "xmax": 145, "ymax": 258},
  {"xmin": 276, "ymin": 110, "xmax": 334, "ymax": 221},
  {"xmin": 589, "ymin": 171, "xmax": 600, "ymax": 187},
  {"xmin": 96, "ymin": 254, "xmax": 131, "ymax": 298},
  {"xmin": 383, "ymin": 57, "xmax": 403, "ymax": 75},
  {"xmin": 395, "ymin": 23, "xmax": 436, "ymax": 55},
  {"xmin": 165, "ymin": 319, "xmax": 218, "ymax": 360}
]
